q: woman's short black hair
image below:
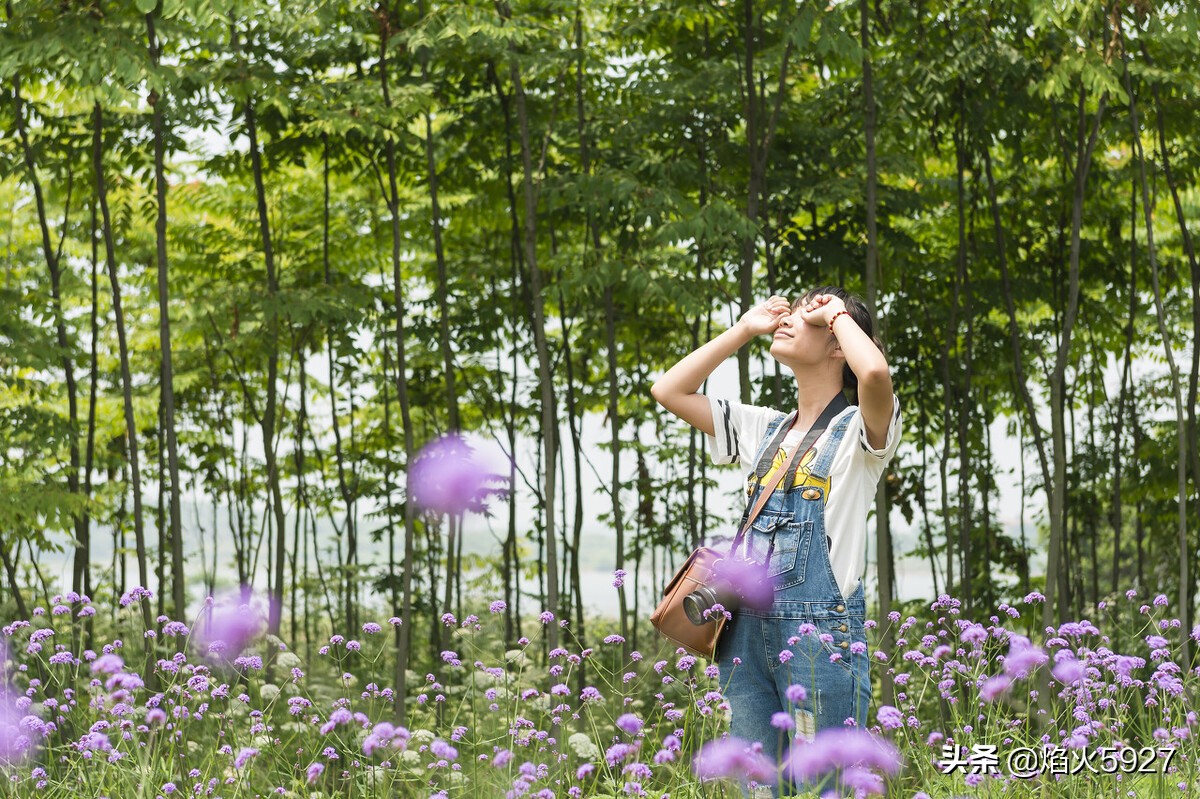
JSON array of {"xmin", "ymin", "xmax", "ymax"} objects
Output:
[{"xmin": 793, "ymin": 286, "xmax": 885, "ymax": 403}]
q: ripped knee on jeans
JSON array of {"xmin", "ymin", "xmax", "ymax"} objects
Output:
[{"xmin": 794, "ymin": 703, "xmax": 816, "ymax": 743}]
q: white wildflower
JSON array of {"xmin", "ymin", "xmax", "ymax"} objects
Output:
[{"xmin": 568, "ymin": 732, "xmax": 600, "ymax": 760}]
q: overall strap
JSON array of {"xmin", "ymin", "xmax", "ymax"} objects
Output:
[
  {"xmin": 748, "ymin": 411, "xmax": 794, "ymax": 480},
  {"xmin": 782, "ymin": 393, "xmax": 849, "ymax": 488},
  {"xmin": 751, "ymin": 395, "xmax": 849, "ymax": 487},
  {"xmin": 729, "ymin": 392, "xmax": 848, "ymax": 559},
  {"xmin": 801, "ymin": 408, "xmax": 857, "ymax": 484}
]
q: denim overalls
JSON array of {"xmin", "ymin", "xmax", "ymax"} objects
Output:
[{"xmin": 717, "ymin": 407, "xmax": 871, "ymax": 790}]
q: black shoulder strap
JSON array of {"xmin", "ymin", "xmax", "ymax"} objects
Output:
[
  {"xmin": 783, "ymin": 392, "xmax": 849, "ymax": 487},
  {"xmin": 731, "ymin": 392, "xmax": 848, "ymax": 556}
]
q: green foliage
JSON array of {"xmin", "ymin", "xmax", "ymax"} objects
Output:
[{"xmin": 0, "ymin": 0, "xmax": 1197, "ymax": 682}]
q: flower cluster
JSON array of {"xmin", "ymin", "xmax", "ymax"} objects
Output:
[{"xmin": 0, "ymin": 585, "xmax": 1193, "ymax": 797}]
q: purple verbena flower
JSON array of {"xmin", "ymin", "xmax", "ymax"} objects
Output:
[
  {"xmin": 1001, "ymin": 635, "xmax": 1047, "ymax": 678},
  {"xmin": 786, "ymin": 728, "xmax": 901, "ymax": 782},
  {"xmin": 692, "ymin": 737, "xmax": 774, "ymax": 784},
  {"xmin": 979, "ymin": 675, "xmax": 1012, "ymax": 702},
  {"xmin": 409, "ymin": 432, "xmax": 506, "ymax": 515},
  {"xmin": 234, "ymin": 747, "xmax": 259, "ymax": 769},
  {"xmin": 616, "ymin": 714, "xmax": 643, "ymax": 736},
  {"xmin": 876, "ymin": 705, "xmax": 903, "ymax": 729},
  {"xmin": 713, "ymin": 558, "xmax": 774, "ymax": 612},
  {"xmin": 1052, "ymin": 658, "xmax": 1086, "ymax": 685},
  {"xmin": 90, "ymin": 654, "xmax": 124, "ymax": 674}
]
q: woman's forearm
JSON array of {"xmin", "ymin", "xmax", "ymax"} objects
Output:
[
  {"xmin": 830, "ymin": 313, "xmax": 894, "ymax": 447},
  {"xmin": 650, "ymin": 321, "xmax": 755, "ymax": 436},
  {"xmin": 652, "ymin": 321, "xmax": 754, "ymax": 398},
  {"xmin": 830, "ymin": 313, "xmax": 890, "ymax": 384}
]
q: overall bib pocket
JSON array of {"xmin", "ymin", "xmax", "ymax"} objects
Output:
[{"xmin": 750, "ymin": 516, "xmax": 811, "ymax": 589}]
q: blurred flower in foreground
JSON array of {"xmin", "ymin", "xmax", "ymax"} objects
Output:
[
  {"xmin": 410, "ymin": 432, "xmax": 509, "ymax": 515},
  {"xmin": 787, "ymin": 727, "xmax": 901, "ymax": 785},
  {"xmin": 0, "ymin": 694, "xmax": 30, "ymax": 766},
  {"xmin": 1002, "ymin": 634, "xmax": 1048, "ymax": 678},
  {"xmin": 195, "ymin": 590, "xmax": 268, "ymax": 657},
  {"xmin": 692, "ymin": 736, "xmax": 775, "ymax": 784},
  {"xmin": 713, "ymin": 557, "xmax": 775, "ymax": 612}
]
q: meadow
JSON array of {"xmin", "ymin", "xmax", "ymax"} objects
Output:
[
  {"xmin": 4, "ymin": 1, "xmax": 1200, "ymax": 796},
  {"xmin": 1, "ymin": 584, "xmax": 1194, "ymax": 798}
]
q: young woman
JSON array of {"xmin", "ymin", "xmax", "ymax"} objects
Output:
[{"xmin": 650, "ymin": 287, "xmax": 901, "ymax": 792}]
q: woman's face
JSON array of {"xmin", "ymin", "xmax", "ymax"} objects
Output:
[{"xmin": 768, "ymin": 296, "xmax": 838, "ymax": 371}]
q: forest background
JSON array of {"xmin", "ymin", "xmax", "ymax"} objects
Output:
[{"xmin": 0, "ymin": 0, "xmax": 1198, "ymax": 713}]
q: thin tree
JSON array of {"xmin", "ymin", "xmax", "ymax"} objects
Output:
[
  {"xmin": 1044, "ymin": 84, "xmax": 1107, "ymax": 630},
  {"xmin": 146, "ymin": 9, "xmax": 185, "ymax": 621},
  {"xmin": 92, "ymin": 102, "xmax": 152, "ymax": 631},
  {"xmin": 230, "ymin": 15, "xmax": 290, "ymax": 634},
  {"xmin": 860, "ymin": 0, "xmax": 895, "ymax": 705},
  {"xmin": 11, "ymin": 44, "xmax": 88, "ymax": 618},
  {"xmin": 1123, "ymin": 54, "xmax": 1190, "ymax": 661},
  {"xmin": 503, "ymin": 1, "xmax": 561, "ymax": 649},
  {"xmin": 735, "ymin": 0, "xmax": 794, "ymax": 402},
  {"xmin": 377, "ymin": 1, "xmax": 419, "ymax": 724}
]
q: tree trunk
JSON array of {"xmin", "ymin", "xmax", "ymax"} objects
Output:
[
  {"xmin": 983, "ymin": 145, "xmax": 1052, "ymax": 506},
  {"xmin": 557, "ymin": 288, "xmax": 587, "ymax": 645},
  {"xmin": 146, "ymin": 10, "xmax": 185, "ymax": 622},
  {"xmin": 328, "ymin": 333, "xmax": 355, "ymax": 629},
  {"xmin": 952, "ymin": 103, "xmax": 973, "ymax": 615},
  {"xmin": 1, "ymin": 539, "xmax": 29, "ymax": 620},
  {"xmin": 156, "ymin": 398, "xmax": 167, "ymax": 621},
  {"xmin": 81, "ymin": 198, "xmax": 100, "ymax": 610},
  {"xmin": 606, "ymin": 287, "xmax": 628, "ymax": 645},
  {"xmin": 13, "ymin": 71, "xmax": 86, "ymax": 615},
  {"xmin": 490, "ymin": 61, "xmax": 525, "ymax": 647},
  {"xmin": 917, "ymin": 364, "xmax": 941, "ymax": 597},
  {"xmin": 419, "ymin": 39, "xmax": 462, "ymax": 632},
  {"xmin": 243, "ymin": 96, "xmax": 289, "ymax": 636},
  {"xmin": 507, "ymin": 42, "xmax": 560, "ymax": 650},
  {"xmin": 1147, "ymin": 77, "xmax": 1200, "ymax": 626},
  {"xmin": 93, "ymin": 103, "xmax": 152, "ymax": 633},
  {"xmin": 292, "ymin": 329, "xmax": 312, "ymax": 650},
  {"xmin": 378, "ymin": 4, "xmax": 419, "ymax": 723},
  {"xmin": 573, "ymin": 0, "xmax": 597, "ymax": 658},
  {"xmin": 736, "ymin": 0, "xmax": 793, "ymax": 402},
  {"xmin": 860, "ymin": 0, "xmax": 894, "ymax": 704},
  {"xmin": 938, "ymin": 117, "xmax": 963, "ymax": 601},
  {"xmin": 1110, "ymin": 197, "xmax": 1135, "ymax": 594},
  {"xmin": 1124, "ymin": 60, "xmax": 1190, "ymax": 661},
  {"xmin": 1045, "ymin": 86, "xmax": 1106, "ymax": 631}
]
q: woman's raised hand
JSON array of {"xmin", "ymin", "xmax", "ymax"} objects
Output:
[
  {"xmin": 797, "ymin": 292, "xmax": 847, "ymax": 328},
  {"xmin": 737, "ymin": 295, "xmax": 792, "ymax": 336}
]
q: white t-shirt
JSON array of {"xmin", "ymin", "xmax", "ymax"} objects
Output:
[{"xmin": 706, "ymin": 394, "xmax": 902, "ymax": 599}]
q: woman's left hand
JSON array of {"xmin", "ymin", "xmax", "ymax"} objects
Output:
[{"xmin": 797, "ymin": 293, "xmax": 848, "ymax": 328}]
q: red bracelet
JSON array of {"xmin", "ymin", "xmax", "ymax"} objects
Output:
[{"xmin": 828, "ymin": 310, "xmax": 851, "ymax": 334}]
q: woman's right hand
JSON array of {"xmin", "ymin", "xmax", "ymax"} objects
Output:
[{"xmin": 737, "ymin": 295, "xmax": 792, "ymax": 337}]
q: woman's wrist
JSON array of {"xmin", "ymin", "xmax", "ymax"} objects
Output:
[
  {"xmin": 730, "ymin": 318, "xmax": 762, "ymax": 342},
  {"xmin": 828, "ymin": 309, "xmax": 853, "ymax": 334}
]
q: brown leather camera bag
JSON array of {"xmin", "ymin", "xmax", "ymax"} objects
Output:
[
  {"xmin": 650, "ymin": 426, "xmax": 806, "ymax": 658},
  {"xmin": 650, "ymin": 395, "xmax": 846, "ymax": 659}
]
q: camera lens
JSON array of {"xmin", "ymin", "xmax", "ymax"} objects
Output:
[{"xmin": 683, "ymin": 586, "xmax": 719, "ymax": 625}]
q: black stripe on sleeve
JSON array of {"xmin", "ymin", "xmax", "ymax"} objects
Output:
[
  {"xmin": 728, "ymin": 405, "xmax": 740, "ymax": 464},
  {"xmin": 719, "ymin": 400, "xmax": 738, "ymax": 464}
]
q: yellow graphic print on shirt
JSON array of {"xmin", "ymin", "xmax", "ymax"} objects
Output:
[{"xmin": 749, "ymin": 444, "xmax": 831, "ymax": 495}]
